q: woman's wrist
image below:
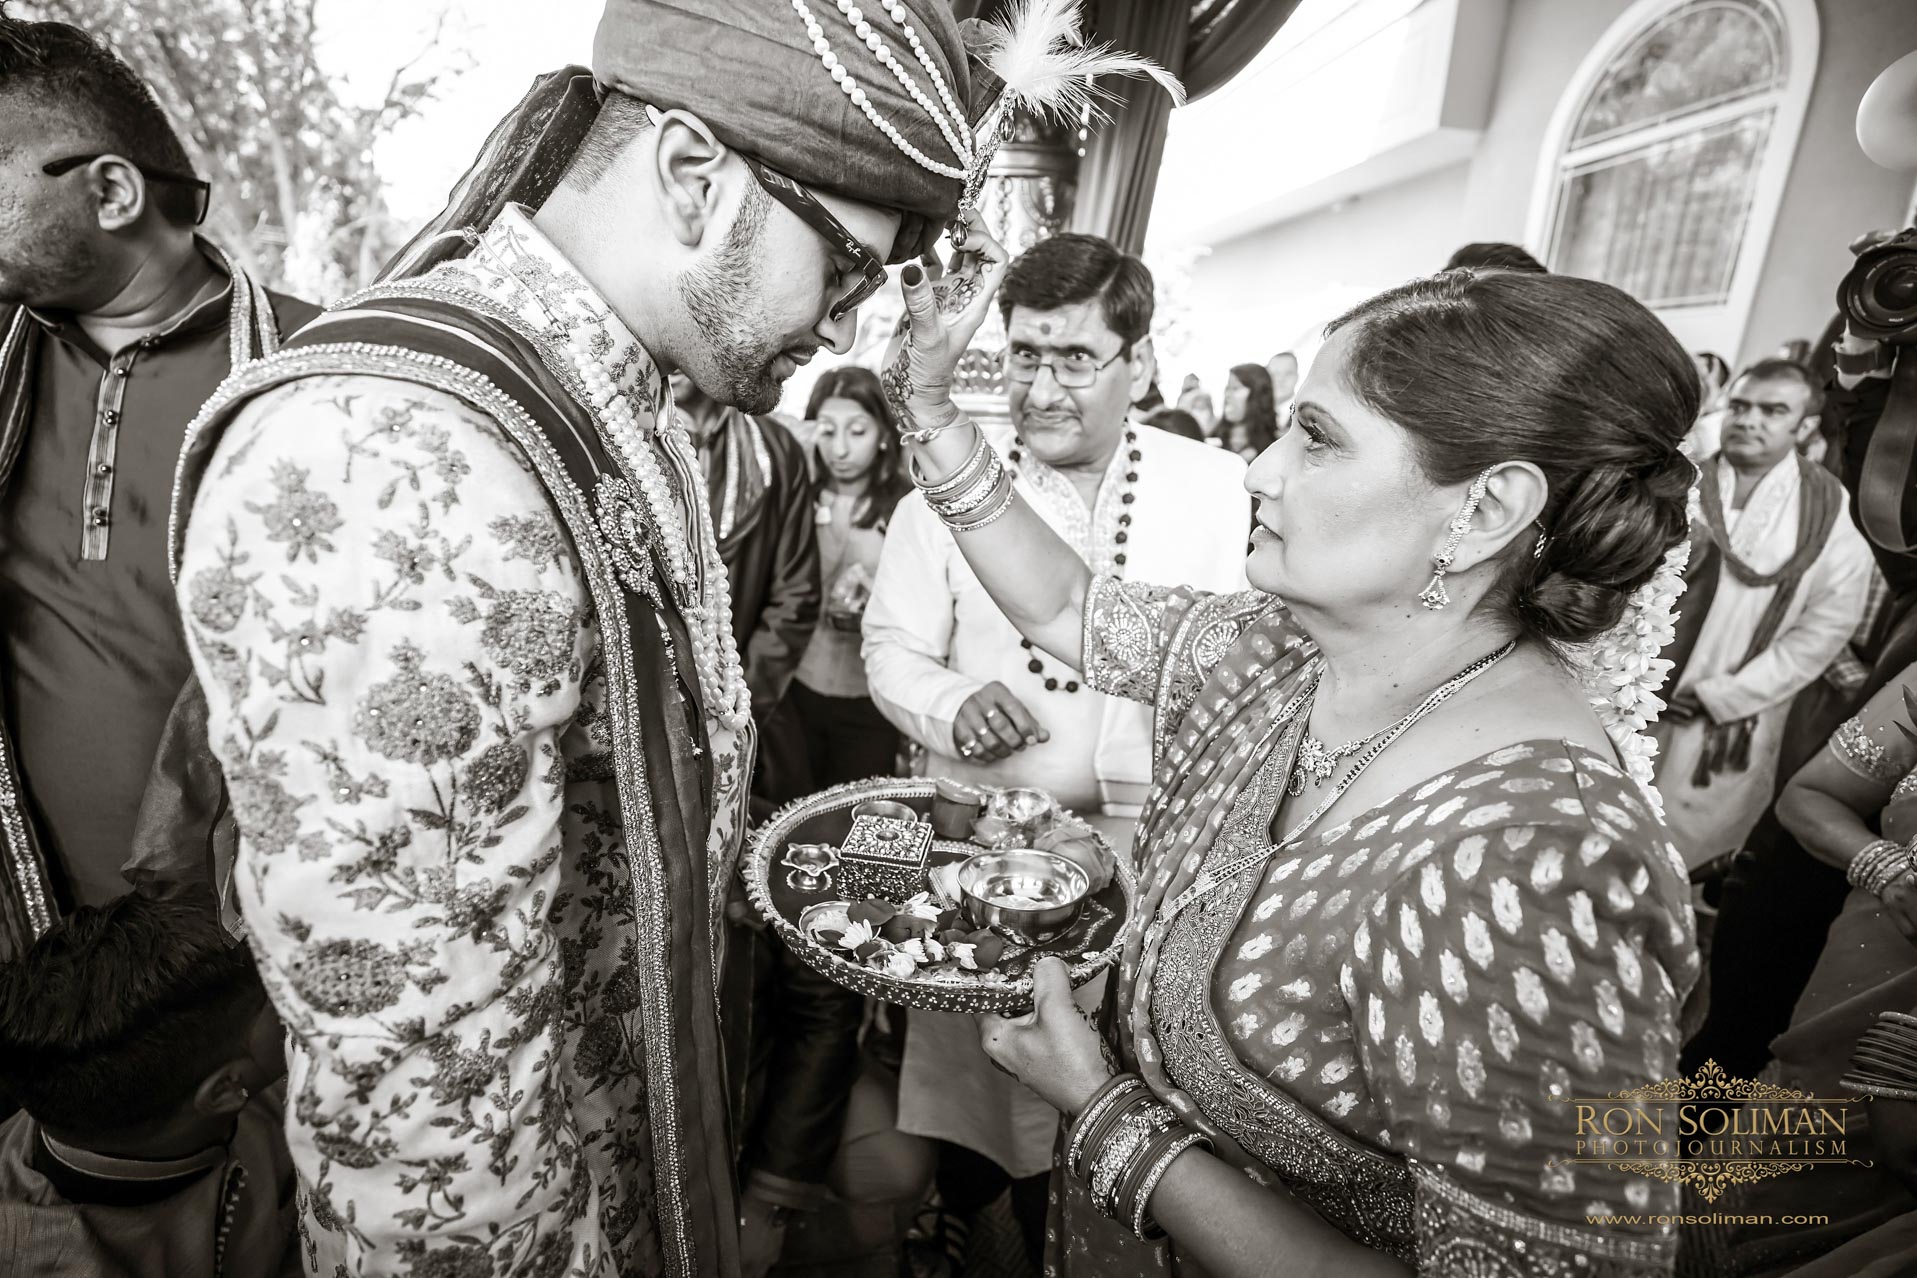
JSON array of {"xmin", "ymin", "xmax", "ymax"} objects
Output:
[
  {"xmin": 904, "ymin": 394, "xmax": 961, "ymax": 433},
  {"xmin": 1848, "ymin": 837, "xmax": 1917, "ymax": 896}
]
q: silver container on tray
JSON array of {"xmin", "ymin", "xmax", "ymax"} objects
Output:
[{"xmin": 958, "ymin": 849, "xmax": 1089, "ymax": 947}]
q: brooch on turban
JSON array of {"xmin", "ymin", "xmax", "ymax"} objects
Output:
[{"xmin": 794, "ymin": 0, "xmax": 1185, "ymax": 230}]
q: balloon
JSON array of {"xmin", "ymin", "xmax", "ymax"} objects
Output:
[{"xmin": 1858, "ymin": 49, "xmax": 1917, "ymax": 170}]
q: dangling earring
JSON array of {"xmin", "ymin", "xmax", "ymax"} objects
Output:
[{"xmin": 1419, "ymin": 467, "xmax": 1496, "ymax": 610}]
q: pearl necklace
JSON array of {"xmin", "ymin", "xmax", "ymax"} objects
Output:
[
  {"xmin": 1008, "ymin": 428, "xmax": 1141, "ymax": 695},
  {"xmin": 788, "ymin": 0, "xmax": 971, "ymax": 180},
  {"xmin": 563, "ymin": 330, "xmax": 751, "ymax": 732}
]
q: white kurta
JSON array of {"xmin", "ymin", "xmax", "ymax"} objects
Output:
[
  {"xmin": 1654, "ymin": 457, "xmax": 1873, "ymax": 868},
  {"xmin": 863, "ymin": 422, "xmax": 1252, "ymax": 1178},
  {"xmin": 862, "ymin": 423, "xmax": 1251, "ymax": 813}
]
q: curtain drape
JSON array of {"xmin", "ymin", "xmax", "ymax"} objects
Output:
[
  {"xmin": 1070, "ymin": 0, "xmax": 1301, "ymax": 253},
  {"xmin": 1185, "ymin": 0, "xmax": 1302, "ymax": 102},
  {"xmin": 957, "ymin": 1, "xmax": 1303, "ymax": 254},
  {"xmin": 1066, "ymin": 0, "xmax": 1191, "ymax": 254}
]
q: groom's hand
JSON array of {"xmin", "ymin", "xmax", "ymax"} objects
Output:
[{"xmin": 953, "ymin": 682, "xmax": 1047, "ymax": 761}]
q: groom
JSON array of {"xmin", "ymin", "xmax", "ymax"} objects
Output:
[{"xmin": 172, "ymin": 3, "xmax": 980, "ymax": 1275}]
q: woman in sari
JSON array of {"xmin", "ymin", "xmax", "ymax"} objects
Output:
[
  {"xmin": 885, "ymin": 236, "xmax": 1702, "ymax": 1274},
  {"xmin": 1721, "ymin": 665, "xmax": 1917, "ymax": 1272}
]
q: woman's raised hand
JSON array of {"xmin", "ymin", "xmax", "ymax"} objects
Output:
[{"xmin": 882, "ymin": 216, "xmax": 1010, "ymax": 429}]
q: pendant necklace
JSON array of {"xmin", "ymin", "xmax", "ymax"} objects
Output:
[
  {"xmin": 1284, "ymin": 639, "xmax": 1519, "ymax": 799},
  {"xmin": 1167, "ymin": 636, "xmax": 1519, "ymax": 923}
]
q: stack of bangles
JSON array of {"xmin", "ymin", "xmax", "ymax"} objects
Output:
[
  {"xmin": 1848, "ymin": 838, "xmax": 1917, "ymax": 897},
  {"xmin": 1841, "ymin": 1010, "xmax": 1917, "ymax": 1101},
  {"xmin": 1065, "ymin": 1073, "xmax": 1211, "ymax": 1241},
  {"xmin": 910, "ymin": 423, "xmax": 1016, "ymax": 534}
]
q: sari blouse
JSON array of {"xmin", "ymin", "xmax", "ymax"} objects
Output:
[{"xmin": 1063, "ymin": 578, "xmax": 1700, "ymax": 1277}]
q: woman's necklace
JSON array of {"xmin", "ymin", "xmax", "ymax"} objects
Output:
[
  {"xmin": 1289, "ymin": 642, "xmax": 1522, "ymax": 795},
  {"xmin": 1164, "ymin": 637, "xmax": 1518, "ymax": 920},
  {"xmin": 1009, "ymin": 427, "xmax": 1140, "ymax": 694},
  {"xmin": 1290, "ymin": 730, "xmax": 1370, "ymax": 796}
]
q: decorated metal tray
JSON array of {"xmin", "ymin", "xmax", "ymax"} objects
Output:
[{"xmin": 744, "ymin": 777, "xmax": 1136, "ymax": 1015}]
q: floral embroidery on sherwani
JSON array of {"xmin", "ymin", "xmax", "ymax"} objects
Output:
[{"xmin": 176, "ymin": 210, "xmax": 742, "ymax": 1278}]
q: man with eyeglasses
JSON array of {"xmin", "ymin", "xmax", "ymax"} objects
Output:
[
  {"xmin": 0, "ymin": 16, "xmax": 317, "ymax": 955},
  {"xmin": 861, "ymin": 232, "xmax": 1253, "ymax": 1266},
  {"xmin": 167, "ymin": 2, "xmax": 1019, "ymax": 1274}
]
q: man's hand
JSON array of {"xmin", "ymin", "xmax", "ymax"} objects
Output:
[
  {"xmin": 740, "ymin": 1193, "xmax": 789, "ymax": 1278},
  {"xmin": 952, "ymin": 682, "xmax": 1047, "ymax": 762},
  {"xmin": 1664, "ymin": 691, "xmax": 1708, "ymax": 723}
]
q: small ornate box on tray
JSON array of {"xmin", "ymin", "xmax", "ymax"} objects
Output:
[{"xmin": 743, "ymin": 777, "xmax": 1136, "ymax": 1015}]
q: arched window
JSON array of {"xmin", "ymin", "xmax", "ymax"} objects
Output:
[{"xmin": 1529, "ymin": 0, "xmax": 1816, "ymax": 353}]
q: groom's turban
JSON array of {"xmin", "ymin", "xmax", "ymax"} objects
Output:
[{"xmin": 594, "ymin": 0, "xmax": 978, "ymax": 262}]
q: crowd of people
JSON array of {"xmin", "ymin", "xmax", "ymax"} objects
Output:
[{"xmin": 4, "ymin": 3, "xmax": 1917, "ymax": 1277}]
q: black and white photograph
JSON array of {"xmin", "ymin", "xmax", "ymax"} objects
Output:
[{"xmin": 1, "ymin": 1, "xmax": 1916, "ymax": 1274}]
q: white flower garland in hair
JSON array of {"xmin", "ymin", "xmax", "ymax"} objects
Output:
[{"xmin": 1556, "ymin": 491, "xmax": 1696, "ymax": 818}]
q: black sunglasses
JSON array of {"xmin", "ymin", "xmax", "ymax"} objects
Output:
[
  {"xmin": 42, "ymin": 153, "xmax": 210, "ymax": 226},
  {"xmin": 740, "ymin": 155, "xmax": 888, "ymax": 322}
]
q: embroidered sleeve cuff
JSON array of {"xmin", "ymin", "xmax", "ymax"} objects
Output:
[
  {"xmin": 1832, "ymin": 716, "xmax": 1906, "ymax": 784},
  {"xmin": 1411, "ymin": 1162, "xmax": 1676, "ymax": 1277},
  {"xmin": 1082, "ymin": 575, "xmax": 1177, "ymax": 705}
]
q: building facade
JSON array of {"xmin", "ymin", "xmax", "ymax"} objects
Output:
[{"xmin": 1151, "ymin": 0, "xmax": 1917, "ymax": 389}]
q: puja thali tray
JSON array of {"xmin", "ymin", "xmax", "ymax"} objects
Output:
[{"xmin": 743, "ymin": 777, "xmax": 1135, "ymax": 1015}]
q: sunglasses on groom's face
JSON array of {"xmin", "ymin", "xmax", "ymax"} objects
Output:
[
  {"xmin": 740, "ymin": 154, "xmax": 888, "ymax": 322},
  {"xmin": 41, "ymin": 153, "xmax": 211, "ymax": 226}
]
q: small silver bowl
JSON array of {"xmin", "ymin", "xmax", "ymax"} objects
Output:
[
  {"xmin": 987, "ymin": 787, "xmax": 1055, "ymax": 827},
  {"xmin": 958, "ymin": 850, "xmax": 1089, "ymax": 947}
]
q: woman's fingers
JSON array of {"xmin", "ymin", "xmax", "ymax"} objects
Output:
[
  {"xmin": 901, "ymin": 262, "xmax": 941, "ymax": 328},
  {"xmin": 1031, "ymin": 956, "xmax": 1075, "ymax": 1013}
]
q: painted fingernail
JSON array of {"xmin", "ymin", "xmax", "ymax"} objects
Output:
[{"xmin": 902, "ymin": 264, "xmax": 923, "ymax": 286}]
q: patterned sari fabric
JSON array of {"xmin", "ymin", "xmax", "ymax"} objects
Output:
[{"xmin": 1049, "ymin": 577, "xmax": 1700, "ymax": 1277}]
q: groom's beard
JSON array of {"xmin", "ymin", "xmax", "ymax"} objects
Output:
[{"xmin": 676, "ymin": 185, "xmax": 786, "ymax": 416}]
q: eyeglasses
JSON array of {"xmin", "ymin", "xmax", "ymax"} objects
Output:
[
  {"xmin": 42, "ymin": 154, "xmax": 211, "ymax": 226},
  {"xmin": 740, "ymin": 154, "xmax": 888, "ymax": 322},
  {"xmin": 1004, "ymin": 345, "xmax": 1128, "ymax": 389}
]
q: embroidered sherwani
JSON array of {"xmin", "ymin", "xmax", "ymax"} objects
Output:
[
  {"xmin": 173, "ymin": 209, "xmax": 747, "ymax": 1278},
  {"xmin": 1652, "ymin": 455, "xmax": 1871, "ymax": 868}
]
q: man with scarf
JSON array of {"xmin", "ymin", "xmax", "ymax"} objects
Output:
[
  {"xmin": 1653, "ymin": 359, "xmax": 1871, "ymax": 869},
  {"xmin": 169, "ymin": 3, "xmax": 991, "ymax": 1274},
  {"xmin": 0, "ymin": 15, "xmax": 316, "ymax": 957}
]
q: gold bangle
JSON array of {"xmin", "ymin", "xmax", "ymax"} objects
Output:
[
  {"xmin": 1066, "ymin": 1076, "xmax": 1142, "ymax": 1176},
  {"xmin": 1129, "ymin": 1130, "xmax": 1208, "ymax": 1240},
  {"xmin": 912, "ymin": 428, "xmax": 988, "ymax": 497},
  {"xmin": 930, "ymin": 454, "xmax": 1006, "ymax": 520}
]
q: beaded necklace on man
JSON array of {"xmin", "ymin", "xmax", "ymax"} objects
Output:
[{"xmin": 1007, "ymin": 425, "xmax": 1141, "ymax": 694}]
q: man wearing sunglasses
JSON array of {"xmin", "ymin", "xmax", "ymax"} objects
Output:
[
  {"xmin": 169, "ymin": 2, "xmax": 1004, "ymax": 1275},
  {"xmin": 0, "ymin": 17, "xmax": 316, "ymax": 956}
]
